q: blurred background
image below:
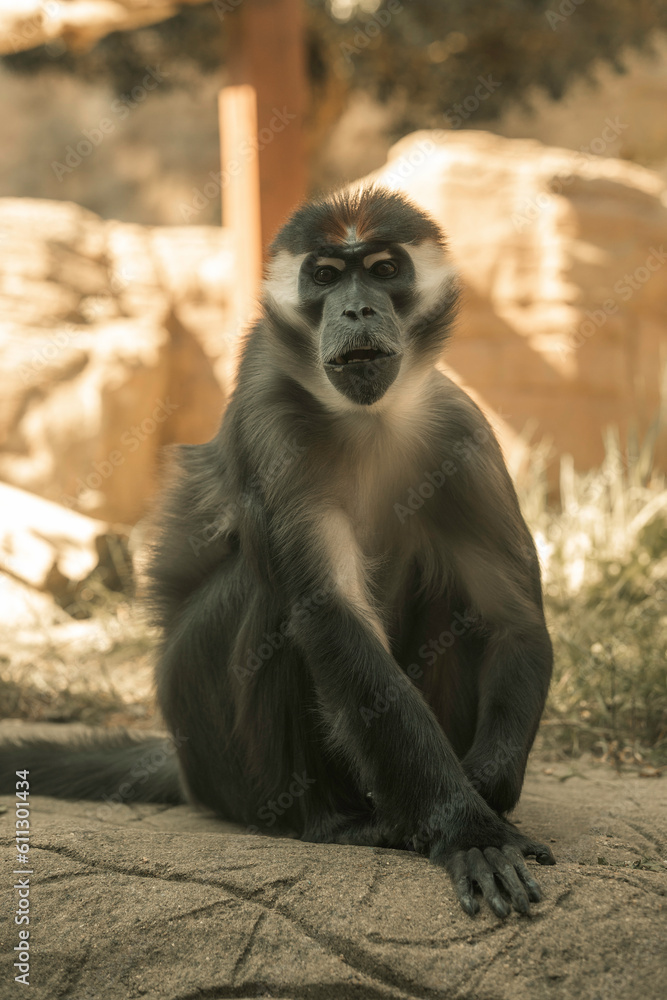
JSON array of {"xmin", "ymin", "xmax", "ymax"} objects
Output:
[{"xmin": 0, "ymin": 0, "xmax": 666, "ymax": 769}]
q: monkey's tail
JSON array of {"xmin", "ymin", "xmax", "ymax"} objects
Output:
[{"xmin": 0, "ymin": 730, "xmax": 184, "ymax": 803}]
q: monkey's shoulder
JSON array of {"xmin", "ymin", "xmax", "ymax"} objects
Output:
[{"xmin": 422, "ymin": 374, "xmax": 501, "ymax": 460}]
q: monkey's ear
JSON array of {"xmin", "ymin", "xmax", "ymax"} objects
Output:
[{"xmin": 262, "ymin": 250, "xmax": 310, "ymax": 331}]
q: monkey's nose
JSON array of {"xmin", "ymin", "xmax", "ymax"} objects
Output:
[{"xmin": 342, "ymin": 306, "xmax": 376, "ymax": 320}]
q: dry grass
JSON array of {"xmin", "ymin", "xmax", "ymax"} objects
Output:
[
  {"xmin": 519, "ymin": 426, "xmax": 667, "ymax": 765},
  {"xmin": 0, "ymin": 574, "xmax": 159, "ymax": 728}
]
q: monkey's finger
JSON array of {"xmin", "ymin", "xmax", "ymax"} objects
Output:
[
  {"xmin": 501, "ymin": 845, "xmax": 542, "ymax": 902},
  {"xmin": 484, "ymin": 847, "xmax": 530, "ymax": 914},
  {"xmin": 446, "ymin": 851, "xmax": 480, "ymax": 916},
  {"xmin": 522, "ymin": 840, "xmax": 556, "ymax": 865},
  {"xmin": 466, "ymin": 848, "xmax": 511, "ymax": 919}
]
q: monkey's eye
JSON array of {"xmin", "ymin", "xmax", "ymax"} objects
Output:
[
  {"xmin": 369, "ymin": 260, "xmax": 398, "ymax": 278},
  {"xmin": 313, "ymin": 266, "xmax": 341, "ymax": 285}
]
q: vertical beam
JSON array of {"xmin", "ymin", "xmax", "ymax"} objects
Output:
[
  {"xmin": 218, "ymin": 85, "xmax": 262, "ymax": 328},
  {"xmin": 224, "ymin": 0, "xmax": 308, "ymax": 252}
]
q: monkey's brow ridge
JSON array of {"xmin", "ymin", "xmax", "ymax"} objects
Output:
[{"xmin": 314, "ymin": 241, "xmax": 394, "ymax": 258}]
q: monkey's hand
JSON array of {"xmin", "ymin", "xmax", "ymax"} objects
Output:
[{"xmin": 417, "ymin": 806, "xmax": 555, "ymax": 918}]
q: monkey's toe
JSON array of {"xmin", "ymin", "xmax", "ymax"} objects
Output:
[{"xmin": 519, "ymin": 838, "xmax": 557, "ymax": 866}]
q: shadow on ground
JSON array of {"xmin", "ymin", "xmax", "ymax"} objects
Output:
[{"xmin": 0, "ymin": 726, "xmax": 665, "ymax": 1000}]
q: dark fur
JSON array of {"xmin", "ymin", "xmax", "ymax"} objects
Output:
[{"xmin": 0, "ymin": 188, "xmax": 555, "ymax": 916}]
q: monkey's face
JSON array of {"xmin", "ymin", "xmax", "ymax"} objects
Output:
[
  {"xmin": 299, "ymin": 245, "xmax": 411, "ymax": 406},
  {"xmin": 264, "ymin": 187, "xmax": 459, "ymax": 408}
]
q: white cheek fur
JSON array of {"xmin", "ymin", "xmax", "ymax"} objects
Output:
[
  {"xmin": 401, "ymin": 241, "xmax": 458, "ymax": 318},
  {"xmin": 262, "ymin": 250, "xmax": 314, "ymax": 333},
  {"xmin": 263, "ymin": 250, "xmax": 306, "ymax": 311}
]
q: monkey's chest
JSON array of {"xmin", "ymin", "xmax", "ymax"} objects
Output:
[
  {"xmin": 340, "ymin": 467, "xmax": 426, "ymax": 575},
  {"xmin": 344, "ymin": 456, "xmax": 451, "ymax": 603}
]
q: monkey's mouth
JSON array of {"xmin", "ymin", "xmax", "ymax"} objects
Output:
[
  {"xmin": 323, "ymin": 344, "xmax": 402, "ymax": 405},
  {"xmin": 326, "ymin": 345, "xmax": 393, "ymax": 366}
]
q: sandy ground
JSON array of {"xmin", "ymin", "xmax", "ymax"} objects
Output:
[{"xmin": 0, "ymin": 730, "xmax": 665, "ymax": 1000}]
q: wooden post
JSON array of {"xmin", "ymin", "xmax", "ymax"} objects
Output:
[
  {"xmin": 218, "ymin": 85, "xmax": 262, "ymax": 329},
  {"xmin": 219, "ymin": 0, "xmax": 308, "ymax": 325}
]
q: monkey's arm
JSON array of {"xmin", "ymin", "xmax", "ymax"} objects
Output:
[{"xmin": 277, "ymin": 508, "xmax": 552, "ymax": 917}]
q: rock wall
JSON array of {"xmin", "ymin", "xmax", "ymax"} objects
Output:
[
  {"xmin": 1, "ymin": 131, "xmax": 666, "ymax": 523},
  {"xmin": 0, "ymin": 198, "xmax": 236, "ymax": 523},
  {"xmin": 372, "ymin": 130, "xmax": 667, "ymax": 474}
]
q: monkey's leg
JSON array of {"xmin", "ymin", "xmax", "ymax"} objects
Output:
[
  {"xmin": 155, "ymin": 561, "xmax": 257, "ymax": 820},
  {"xmin": 157, "ymin": 562, "xmax": 374, "ymax": 833},
  {"xmin": 460, "ymin": 626, "xmax": 553, "ymax": 814}
]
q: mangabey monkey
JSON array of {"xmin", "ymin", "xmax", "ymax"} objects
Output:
[{"xmin": 0, "ymin": 188, "xmax": 555, "ymax": 917}]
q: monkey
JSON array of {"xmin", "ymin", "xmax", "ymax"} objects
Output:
[{"xmin": 0, "ymin": 187, "xmax": 555, "ymax": 918}]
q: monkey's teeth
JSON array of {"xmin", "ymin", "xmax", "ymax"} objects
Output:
[{"xmin": 331, "ymin": 346, "xmax": 386, "ymax": 365}]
